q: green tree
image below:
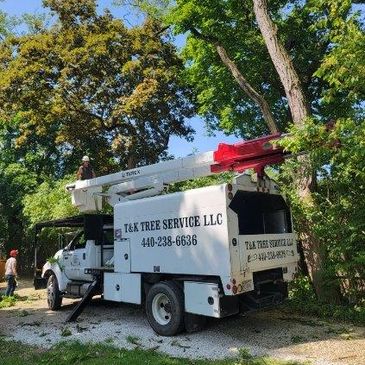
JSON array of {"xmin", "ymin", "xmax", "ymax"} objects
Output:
[
  {"xmin": 0, "ymin": 0, "xmax": 195, "ymax": 176},
  {"xmin": 280, "ymin": 119, "xmax": 365, "ymax": 304},
  {"xmin": 120, "ymin": 0, "xmax": 363, "ymax": 132},
  {"xmin": 23, "ymin": 175, "xmax": 78, "ymax": 225},
  {"xmin": 0, "ymin": 1, "xmax": 196, "ymax": 272},
  {"xmin": 0, "ymin": 1, "xmax": 18, "ymax": 40},
  {"xmin": 312, "ymin": 1, "xmax": 365, "ymax": 105},
  {"xmin": 0, "ymin": 160, "xmax": 38, "ymax": 259},
  {"xmin": 20, "ymin": 174, "xmax": 79, "ymax": 271}
]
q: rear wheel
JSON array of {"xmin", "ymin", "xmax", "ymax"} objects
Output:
[
  {"xmin": 146, "ymin": 281, "xmax": 184, "ymax": 336},
  {"xmin": 47, "ymin": 274, "xmax": 62, "ymax": 310}
]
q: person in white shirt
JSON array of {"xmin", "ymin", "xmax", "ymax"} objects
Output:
[{"xmin": 5, "ymin": 249, "xmax": 18, "ymax": 296}]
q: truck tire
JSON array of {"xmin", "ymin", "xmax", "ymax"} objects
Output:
[
  {"xmin": 146, "ymin": 281, "xmax": 185, "ymax": 336},
  {"xmin": 47, "ymin": 274, "xmax": 62, "ymax": 310}
]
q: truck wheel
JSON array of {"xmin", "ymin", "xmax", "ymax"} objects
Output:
[
  {"xmin": 146, "ymin": 281, "xmax": 184, "ymax": 336},
  {"xmin": 47, "ymin": 274, "xmax": 62, "ymax": 310}
]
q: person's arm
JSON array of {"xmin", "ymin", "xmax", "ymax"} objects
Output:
[
  {"xmin": 76, "ymin": 166, "xmax": 83, "ymax": 180},
  {"xmin": 92, "ymin": 169, "xmax": 96, "ymax": 178}
]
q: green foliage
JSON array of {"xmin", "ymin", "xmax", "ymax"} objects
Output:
[
  {"xmin": 168, "ymin": 0, "xmax": 286, "ymax": 137},
  {"xmin": 0, "ymin": 7, "xmax": 18, "ymax": 39},
  {"xmin": 169, "ymin": 171, "xmax": 233, "ymax": 192},
  {"xmin": 46, "ymin": 256, "xmax": 65, "ymax": 272},
  {"xmin": 43, "ymin": 0, "xmax": 97, "ymax": 26},
  {"xmin": 46, "ymin": 256, "xmax": 59, "ymax": 265},
  {"xmin": 0, "ymin": 1, "xmax": 196, "ymax": 273},
  {"xmin": 125, "ymin": 0, "xmax": 364, "ymax": 137},
  {"xmin": 0, "ymin": 126, "xmax": 39, "ymax": 254},
  {"xmin": 21, "ymin": 175, "xmax": 79, "ymax": 263},
  {"xmin": 0, "ymin": 1, "xmax": 195, "ymax": 175},
  {"xmin": 23, "ymin": 175, "xmax": 78, "ymax": 225},
  {"xmin": 114, "ymin": 0, "xmax": 174, "ymax": 19},
  {"xmin": 60, "ymin": 327, "xmax": 72, "ymax": 337},
  {"xmin": 287, "ymin": 275, "xmax": 365, "ymax": 324},
  {"xmin": 309, "ymin": 0, "xmax": 365, "ymax": 105},
  {"xmin": 280, "ymin": 118, "xmax": 365, "ymax": 304},
  {"xmin": 0, "ymin": 296, "xmax": 17, "ymax": 308},
  {"xmin": 288, "ymin": 275, "xmax": 316, "ymax": 303}
]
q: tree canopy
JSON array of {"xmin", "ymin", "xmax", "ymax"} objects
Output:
[
  {"xmin": 0, "ymin": 0, "xmax": 195, "ymax": 176},
  {"xmin": 124, "ymin": 0, "xmax": 364, "ymax": 137},
  {"xmin": 0, "ymin": 0, "xmax": 195, "ymax": 265}
]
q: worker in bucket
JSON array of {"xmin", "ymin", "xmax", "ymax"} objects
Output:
[
  {"xmin": 5, "ymin": 249, "xmax": 18, "ymax": 296},
  {"xmin": 77, "ymin": 155, "xmax": 96, "ymax": 180}
]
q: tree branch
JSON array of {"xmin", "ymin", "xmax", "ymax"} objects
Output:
[{"xmin": 190, "ymin": 27, "xmax": 279, "ymax": 134}]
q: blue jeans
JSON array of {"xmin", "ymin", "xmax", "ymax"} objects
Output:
[{"xmin": 5, "ymin": 275, "xmax": 16, "ymax": 296}]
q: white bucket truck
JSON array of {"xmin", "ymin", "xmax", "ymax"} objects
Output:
[{"xmin": 34, "ymin": 134, "xmax": 299, "ymax": 335}]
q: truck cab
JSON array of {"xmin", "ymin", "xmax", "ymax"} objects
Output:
[{"xmin": 34, "ymin": 215, "xmax": 113, "ymax": 301}]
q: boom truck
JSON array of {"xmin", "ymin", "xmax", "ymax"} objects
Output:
[{"xmin": 34, "ymin": 133, "xmax": 300, "ymax": 336}]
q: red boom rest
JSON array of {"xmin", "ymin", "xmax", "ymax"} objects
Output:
[{"xmin": 211, "ymin": 133, "xmax": 285, "ymax": 177}]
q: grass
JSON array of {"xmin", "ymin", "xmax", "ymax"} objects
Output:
[
  {"xmin": 60, "ymin": 327, "xmax": 72, "ymax": 337},
  {"xmin": 284, "ymin": 297, "xmax": 365, "ymax": 325},
  {"xmin": 0, "ymin": 293, "xmax": 41, "ymax": 308},
  {"xmin": 0, "ymin": 296, "xmax": 16, "ymax": 308},
  {"xmin": 290, "ymin": 336, "xmax": 304, "ymax": 344},
  {"xmin": 0, "ymin": 338, "xmax": 306, "ymax": 365},
  {"xmin": 126, "ymin": 335, "xmax": 141, "ymax": 346}
]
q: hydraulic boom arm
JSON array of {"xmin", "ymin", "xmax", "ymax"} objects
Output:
[{"xmin": 66, "ymin": 133, "xmax": 286, "ymax": 212}]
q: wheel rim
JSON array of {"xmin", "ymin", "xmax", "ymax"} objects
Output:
[{"xmin": 151, "ymin": 293, "xmax": 171, "ymax": 325}]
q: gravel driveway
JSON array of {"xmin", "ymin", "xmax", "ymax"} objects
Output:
[{"xmin": 1, "ymin": 280, "xmax": 364, "ymax": 365}]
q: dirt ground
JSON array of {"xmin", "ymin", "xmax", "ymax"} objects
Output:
[{"xmin": 1, "ymin": 279, "xmax": 364, "ymax": 365}]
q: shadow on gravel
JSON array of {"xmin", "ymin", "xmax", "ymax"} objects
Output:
[{"xmin": 1, "ymin": 279, "xmax": 364, "ymax": 353}]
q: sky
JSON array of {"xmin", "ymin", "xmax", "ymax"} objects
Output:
[{"xmin": 0, "ymin": 0, "xmax": 241, "ymax": 157}]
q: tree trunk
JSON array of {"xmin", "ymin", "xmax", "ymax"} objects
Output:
[
  {"xmin": 252, "ymin": 0, "xmax": 339, "ymax": 302},
  {"xmin": 189, "ymin": 28, "xmax": 279, "ymax": 134},
  {"xmin": 127, "ymin": 155, "xmax": 136, "ymax": 169},
  {"xmin": 252, "ymin": 0, "xmax": 309, "ymax": 125}
]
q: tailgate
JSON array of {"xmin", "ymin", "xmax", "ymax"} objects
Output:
[{"xmin": 238, "ymin": 233, "xmax": 298, "ymax": 272}]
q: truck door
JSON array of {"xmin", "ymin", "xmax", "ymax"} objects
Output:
[{"xmin": 62, "ymin": 232, "xmax": 92, "ymax": 281}]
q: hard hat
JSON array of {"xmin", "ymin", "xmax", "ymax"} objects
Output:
[
  {"xmin": 10, "ymin": 249, "xmax": 18, "ymax": 257},
  {"xmin": 82, "ymin": 155, "xmax": 90, "ymax": 162}
]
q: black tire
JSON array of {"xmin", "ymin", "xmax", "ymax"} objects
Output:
[
  {"xmin": 47, "ymin": 274, "xmax": 62, "ymax": 310},
  {"xmin": 145, "ymin": 281, "xmax": 185, "ymax": 336}
]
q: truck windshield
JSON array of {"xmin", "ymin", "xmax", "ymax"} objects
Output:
[
  {"xmin": 66, "ymin": 231, "xmax": 86, "ymax": 250},
  {"xmin": 229, "ymin": 191, "xmax": 292, "ymax": 235}
]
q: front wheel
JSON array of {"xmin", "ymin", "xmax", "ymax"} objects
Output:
[
  {"xmin": 47, "ymin": 274, "xmax": 62, "ymax": 310},
  {"xmin": 146, "ymin": 281, "xmax": 184, "ymax": 336}
]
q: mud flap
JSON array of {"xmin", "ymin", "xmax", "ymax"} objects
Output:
[
  {"xmin": 184, "ymin": 313, "xmax": 207, "ymax": 333},
  {"xmin": 33, "ymin": 276, "xmax": 47, "ymax": 290}
]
